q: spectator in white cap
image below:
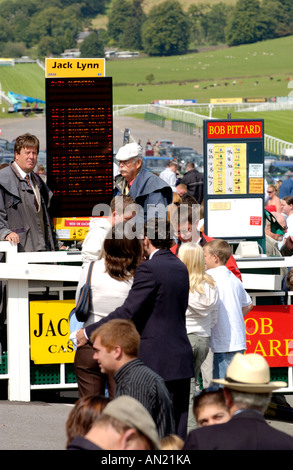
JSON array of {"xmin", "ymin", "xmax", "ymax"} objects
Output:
[
  {"xmin": 183, "ymin": 353, "xmax": 293, "ymax": 450},
  {"xmin": 114, "ymin": 142, "xmax": 173, "ymax": 222}
]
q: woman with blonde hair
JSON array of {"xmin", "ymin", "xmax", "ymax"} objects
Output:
[
  {"xmin": 178, "ymin": 242, "xmax": 219, "ymax": 431},
  {"xmin": 266, "ymin": 183, "xmax": 281, "ymax": 213}
]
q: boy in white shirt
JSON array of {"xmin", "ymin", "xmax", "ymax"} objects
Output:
[{"xmin": 203, "ymin": 239, "xmax": 253, "ymax": 381}]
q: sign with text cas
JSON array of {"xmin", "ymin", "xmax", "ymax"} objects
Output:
[
  {"xmin": 245, "ymin": 305, "xmax": 293, "ymax": 367},
  {"xmin": 30, "ymin": 299, "xmax": 76, "ymax": 364},
  {"xmin": 45, "ymin": 58, "xmax": 105, "ymax": 78}
]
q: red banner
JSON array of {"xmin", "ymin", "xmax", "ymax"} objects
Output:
[{"xmin": 245, "ymin": 305, "xmax": 293, "ymax": 367}]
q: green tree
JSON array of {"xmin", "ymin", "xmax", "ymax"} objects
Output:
[
  {"xmin": 142, "ymin": 0, "xmax": 190, "ymax": 56},
  {"xmin": 262, "ymin": 0, "xmax": 293, "ymax": 37},
  {"xmin": 204, "ymin": 3, "xmax": 231, "ymax": 44},
  {"xmin": 107, "ymin": 0, "xmax": 133, "ymax": 43},
  {"xmin": 225, "ymin": 0, "xmax": 272, "ymax": 46},
  {"xmin": 79, "ymin": 31, "xmax": 105, "ymax": 57}
]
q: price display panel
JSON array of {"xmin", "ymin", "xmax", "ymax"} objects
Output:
[
  {"xmin": 203, "ymin": 119, "xmax": 265, "ymax": 240},
  {"xmin": 46, "ymin": 77, "xmax": 113, "ymax": 217}
]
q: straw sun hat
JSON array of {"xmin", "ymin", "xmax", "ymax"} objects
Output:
[{"xmin": 213, "ymin": 353, "xmax": 287, "ymax": 393}]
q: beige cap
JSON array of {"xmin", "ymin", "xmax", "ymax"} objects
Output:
[{"xmin": 102, "ymin": 395, "xmax": 161, "ymax": 449}]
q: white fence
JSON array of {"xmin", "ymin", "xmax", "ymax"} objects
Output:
[
  {"xmin": 114, "ymin": 103, "xmax": 293, "ymax": 156},
  {"xmin": 1, "ymin": 241, "xmax": 293, "ymax": 400}
]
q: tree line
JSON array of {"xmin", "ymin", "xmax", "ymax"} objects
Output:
[{"xmin": 0, "ymin": 0, "xmax": 292, "ymax": 58}]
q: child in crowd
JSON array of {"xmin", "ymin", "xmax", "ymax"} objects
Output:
[
  {"xmin": 203, "ymin": 239, "xmax": 253, "ymax": 381},
  {"xmin": 178, "ymin": 242, "xmax": 219, "ymax": 432}
]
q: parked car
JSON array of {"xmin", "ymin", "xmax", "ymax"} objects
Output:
[
  {"xmin": 157, "ymin": 139, "xmax": 174, "ymax": 148},
  {"xmin": 143, "ymin": 156, "xmax": 173, "ymax": 175},
  {"xmin": 170, "ymin": 147, "xmax": 203, "ymax": 174},
  {"xmin": 170, "ymin": 146, "xmax": 198, "ymax": 160},
  {"xmin": 267, "ymin": 161, "xmax": 293, "ymax": 183}
]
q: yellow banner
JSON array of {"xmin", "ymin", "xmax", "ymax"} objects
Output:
[
  {"xmin": 30, "ymin": 300, "xmax": 76, "ymax": 364},
  {"xmin": 210, "ymin": 98, "xmax": 243, "ymax": 104},
  {"xmin": 45, "ymin": 58, "xmax": 105, "ymax": 78}
]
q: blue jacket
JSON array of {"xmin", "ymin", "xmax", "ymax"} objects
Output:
[{"xmin": 114, "ymin": 169, "xmax": 173, "ymax": 221}]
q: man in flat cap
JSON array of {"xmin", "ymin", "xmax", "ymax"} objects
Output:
[
  {"xmin": 183, "ymin": 353, "xmax": 293, "ymax": 450},
  {"xmin": 114, "ymin": 142, "xmax": 172, "ymax": 221}
]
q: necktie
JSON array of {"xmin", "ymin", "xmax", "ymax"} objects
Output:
[{"xmin": 25, "ymin": 175, "xmax": 39, "ymax": 211}]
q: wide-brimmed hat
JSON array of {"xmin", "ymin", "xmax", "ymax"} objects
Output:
[
  {"xmin": 102, "ymin": 395, "xmax": 161, "ymax": 449},
  {"xmin": 213, "ymin": 353, "xmax": 287, "ymax": 393},
  {"xmin": 116, "ymin": 142, "xmax": 142, "ymax": 161}
]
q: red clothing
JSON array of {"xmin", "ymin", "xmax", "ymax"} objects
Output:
[{"xmin": 171, "ymin": 233, "xmax": 242, "ymax": 282}]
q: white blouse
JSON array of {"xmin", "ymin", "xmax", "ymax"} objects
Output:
[
  {"xmin": 185, "ymin": 281, "xmax": 219, "ymax": 337},
  {"xmin": 76, "ymin": 258, "xmax": 133, "ymax": 328}
]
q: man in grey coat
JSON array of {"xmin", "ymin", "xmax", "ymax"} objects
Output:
[{"xmin": 0, "ymin": 133, "xmax": 58, "ymax": 252}]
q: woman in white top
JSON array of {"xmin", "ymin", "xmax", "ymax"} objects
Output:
[
  {"xmin": 74, "ymin": 222, "xmax": 143, "ymax": 398},
  {"xmin": 178, "ymin": 242, "xmax": 219, "ymax": 431},
  {"xmin": 279, "ymin": 196, "xmax": 293, "ymax": 254}
]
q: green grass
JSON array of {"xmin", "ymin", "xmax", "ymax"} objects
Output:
[
  {"xmin": 209, "ymin": 109, "xmax": 293, "ymax": 142},
  {"xmin": 0, "ymin": 63, "xmax": 45, "ymax": 100},
  {"xmin": 0, "ymin": 36, "xmax": 292, "ymax": 142},
  {"xmin": 108, "ymin": 36, "xmax": 293, "ymax": 87}
]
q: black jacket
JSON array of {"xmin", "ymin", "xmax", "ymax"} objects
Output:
[{"xmin": 180, "ymin": 169, "xmax": 204, "ymax": 204}]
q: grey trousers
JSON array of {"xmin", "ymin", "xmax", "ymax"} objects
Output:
[{"xmin": 187, "ymin": 333, "xmax": 210, "ymax": 432}]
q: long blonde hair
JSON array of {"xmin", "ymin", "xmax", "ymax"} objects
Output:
[{"xmin": 178, "ymin": 242, "xmax": 216, "ymax": 294}]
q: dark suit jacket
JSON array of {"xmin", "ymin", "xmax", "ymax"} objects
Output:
[
  {"xmin": 183, "ymin": 409, "xmax": 293, "ymax": 450},
  {"xmin": 86, "ymin": 249, "xmax": 194, "ymax": 382}
]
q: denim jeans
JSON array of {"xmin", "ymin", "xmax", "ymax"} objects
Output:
[{"xmin": 213, "ymin": 350, "xmax": 245, "ymax": 383}]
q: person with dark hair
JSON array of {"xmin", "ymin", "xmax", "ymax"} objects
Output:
[
  {"xmin": 66, "ymin": 394, "xmax": 111, "ymax": 447},
  {"xmin": 0, "ymin": 133, "xmax": 58, "ymax": 252},
  {"xmin": 192, "ymin": 387, "xmax": 230, "ymax": 428},
  {"xmin": 170, "ymin": 204, "xmax": 241, "ymax": 281},
  {"xmin": 76, "ymin": 218, "xmax": 194, "ymax": 439},
  {"xmin": 279, "ymin": 196, "xmax": 293, "ymax": 255},
  {"xmin": 184, "ymin": 354, "xmax": 293, "ymax": 450},
  {"xmin": 67, "ymin": 395, "xmax": 161, "ymax": 450},
  {"xmin": 90, "ymin": 319, "xmax": 175, "ymax": 438},
  {"xmin": 74, "ymin": 222, "xmax": 143, "ymax": 398},
  {"xmin": 180, "ymin": 161, "xmax": 204, "ymax": 204},
  {"xmin": 81, "ymin": 195, "xmax": 136, "ymax": 264}
]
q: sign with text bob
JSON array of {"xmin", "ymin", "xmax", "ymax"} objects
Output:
[
  {"xmin": 245, "ymin": 305, "xmax": 293, "ymax": 367},
  {"xmin": 30, "ymin": 299, "xmax": 75, "ymax": 364}
]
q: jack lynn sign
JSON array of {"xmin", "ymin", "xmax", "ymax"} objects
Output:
[{"xmin": 45, "ymin": 58, "xmax": 105, "ymax": 78}]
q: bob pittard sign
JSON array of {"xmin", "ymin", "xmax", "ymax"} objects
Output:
[{"xmin": 245, "ymin": 305, "xmax": 293, "ymax": 367}]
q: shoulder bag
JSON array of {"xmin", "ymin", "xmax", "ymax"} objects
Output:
[{"xmin": 68, "ymin": 261, "xmax": 95, "ymax": 338}]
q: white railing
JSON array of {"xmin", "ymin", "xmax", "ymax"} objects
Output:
[
  {"xmin": 114, "ymin": 103, "xmax": 293, "ymax": 156},
  {"xmin": 0, "ymin": 243, "xmax": 82, "ymax": 401},
  {"xmin": 264, "ymin": 135, "xmax": 293, "ymax": 156},
  {"xmin": 1, "ymin": 241, "xmax": 293, "ymax": 400}
]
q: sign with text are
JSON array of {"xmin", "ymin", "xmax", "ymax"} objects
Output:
[
  {"xmin": 245, "ymin": 305, "xmax": 293, "ymax": 367},
  {"xmin": 30, "ymin": 300, "xmax": 75, "ymax": 364},
  {"xmin": 45, "ymin": 58, "xmax": 105, "ymax": 78}
]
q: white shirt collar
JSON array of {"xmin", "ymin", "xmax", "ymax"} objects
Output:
[
  {"xmin": 13, "ymin": 161, "xmax": 31, "ymax": 180},
  {"xmin": 149, "ymin": 249, "xmax": 160, "ymax": 259}
]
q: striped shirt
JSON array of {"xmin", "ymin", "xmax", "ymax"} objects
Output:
[{"xmin": 114, "ymin": 358, "xmax": 175, "ymax": 438}]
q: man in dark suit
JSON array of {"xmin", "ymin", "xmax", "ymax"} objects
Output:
[
  {"xmin": 183, "ymin": 353, "xmax": 293, "ymax": 450},
  {"xmin": 76, "ymin": 218, "xmax": 194, "ymax": 439}
]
